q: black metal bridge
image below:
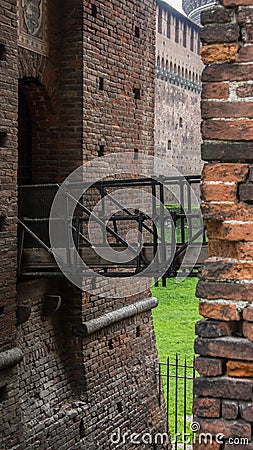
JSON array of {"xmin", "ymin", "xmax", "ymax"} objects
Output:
[{"xmin": 18, "ymin": 175, "xmax": 207, "ymax": 286}]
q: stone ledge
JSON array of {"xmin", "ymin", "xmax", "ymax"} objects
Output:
[
  {"xmin": 0, "ymin": 348, "xmax": 23, "ymax": 371},
  {"xmin": 73, "ymin": 297, "xmax": 158, "ymax": 337}
]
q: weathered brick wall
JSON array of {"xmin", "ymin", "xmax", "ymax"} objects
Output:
[
  {"xmin": 0, "ymin": 1, "xmax": 168, "ymax": 449},
  {"xmin": 0, "ymin": 1, "xmax": 22, "ymax": 447},
  {"xmin": 194, "ymin": 0, "xmax": 253, "ymax": 448},
  {"xmin": 155, "ymin": 1, "xmax": 204, "ymax": 176}
]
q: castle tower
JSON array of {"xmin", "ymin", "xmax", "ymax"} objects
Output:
[{"xmin": 182, "ymin": 0, "xmax": 217, "ymax": 24}]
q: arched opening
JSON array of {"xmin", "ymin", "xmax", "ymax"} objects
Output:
[
  {"xmin": 157, "ymin": 55, "xmax": 160, "ymax": 67},
  {"xmin": 161, "ymin": 57, "xmax": 165, "ymax": 68},
  {"xmin": 18, "ymin": 78, "xmax": 58, "ymax": 185}
]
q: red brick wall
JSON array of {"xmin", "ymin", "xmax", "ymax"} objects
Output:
[
  {"xmin": 0, "ymin": 1, "xmax": 167, "ymax": 448},
  {"xmin": 194, "ymin": 0, "xmax": 253, "ymax": 448}
]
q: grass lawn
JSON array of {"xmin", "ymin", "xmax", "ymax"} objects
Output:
[{"xmin": 151, "ymin": 277, "xmax": 201, "ymax": 443}]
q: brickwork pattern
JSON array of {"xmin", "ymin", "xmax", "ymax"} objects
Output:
[
  {"xmin": 0, "ymin": 0, "xmax": 167, "ymax": 449},
  {"xmin": 194, "ymin": 0, "xmax": 253, "ymax": 448}
]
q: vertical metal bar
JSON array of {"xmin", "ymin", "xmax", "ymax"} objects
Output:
[
  {"xmin": 136, "ymin": 215, "xmax": 143, "ymax": 273},
  {"xmin": 65, "ymin": 197, "xmax": 71, "ymax": 267},
  {"xmin": 175, "ymin": 353, "xmax": 178, "ymax": 450},
  {"xmin": 192, "ymin": 356, "xmax": 196, "ymax": 445},
  {"xmin": 158, "ymin": 362, "xmax": 161, "ymax": 407},
  {"xmin": 159, "ymin": 182, "xmax": 167, "ymax": 287},
  {"xmin": 167, "ymin": 356, "xmax": 170, "ymax": 436},
  {"xmin": 180, "ymin": 181, "xmax": 185, "ymax": 244},
  {"xmin": 101, "ymin": 185, "xmax": 106, "ymax": 243},
  {"xmin": 112, "ymin": 218, "xmax": 120, "ymax": 243},
  {"xmin": 18, "ymin": 228, "xmax": 25, "ymax": 276},
  {"xmin": 187, "ymin": 182, "xmax": 192, "ymax": 241},
  {"xmin": 151, "ymin": 180, "xmax": 159, "ymax": 286},
  {"xmin": 73, "ymin": 215, "xmax": 80, "ymax": 268},
  {"xmin": 184, "ymin": 357, "xmax": 187, "ymax": 450},
  {"xmin": 169, "ymin": 211, "xmax": 177, "ymax": 277}
]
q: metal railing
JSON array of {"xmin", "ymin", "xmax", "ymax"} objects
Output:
[
  {"xmin": 157, "ymin": 355, "xmax": 196, "ymax": 449},
  {"xmin": 17, "ymin": 176, "xmax": 206, "ymax": 281}
]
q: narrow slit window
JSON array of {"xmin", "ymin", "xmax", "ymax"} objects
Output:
[
  {"xmin": 133, "ymin": 88, "xmax": 141, "ymax": 100},
  {"xmin": 135, "ymin": 26, "xmax": 140, "ymax": 38},
  {"xmin": 0, "ymin": 386, "xmax": 7, "ymax": 402},
  {"xmin": 134, "ymin": 148, "xmax": 139, "ymax": 160},
  {"xmin": 91, "ymin": 4, "xmax": 97, "ymax": 18},
  {"xmin": 99, "ymin": 77, "xmax": 104, "ymax": 91},
  {"xmin": 0, "ymin": 45, "xmax": 6, "ymax": 61},
  {"xmin": 117, "ymin": 401, "xmax": 123, "ymax": 413},
  {"xmin": 0, "ymin": 216, "xmax": 5, "ymax": 232},
  {"xmin": 108, "ymin": 338, "xmax": 113, "ymax": 350},
  {"xmin": 98, "ymin": 145, "xmax": 105, "ymax": 157},
  {"xmin": 0, "ymin": 132, "xmax": 7, "ymax": 148}
]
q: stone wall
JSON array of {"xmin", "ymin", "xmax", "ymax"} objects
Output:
[
  {"xmin": 194, "ymin": 0, "xmax": 253, "ymax": 448},
  {"xmin": 155, "ymin": 0, "xmax": 204, "ymax": 176}
]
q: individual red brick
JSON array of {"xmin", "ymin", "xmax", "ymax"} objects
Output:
[
  {"xmin": 202, "ymin": 82, "xmax": 229, "ymax": 99},
  {"xmin": 222, "ymin": 0, "xmax": 253, "ymax": 5},
  {"xmin": 193, "ymin": 397, "xmax": 221, "ymax": 418},
  {"xmin": 245, "ymin": 24, "xmax": 253, "ymax": 42},
  {"xmin": 200, "ymin": 24, "xmax": 239, "ymax": 44},
  {"xmin": 239, "ymin": 402, "xmax": 253, "ymax": 421},
  {"xmin": 202, "ymin": 101, "xmax": 253, "ymax": 119},
  {"xmin": 237, "ymin": 45, "xmax": 253, "ymax": 62},
  {"xmin": 237, "ymin": 7, "xmax": 253, "ymax": 24},
  {"xmin": 227, "ymin": 360, "xmax": 253, "ymax": 377},
  {"xmin": 222, "ymin": 400, "xmax": 238, "ymax": 419},
  {"xmin": 199, "ymin": 302, "xmax": 241, "ymax": 321},
  {"xmin": 203, "ymin": 203, "xmax": 253, "ymax": 223},
  {"xmin": 201, "ymin": 182, "xmax": 237, "ymax": 202},
  {"xmin": 236, "ymin": 83, "xmax": 253, "ymax": 98},
  {"xmin": 202, "ymin": 163, "xmax": 248, "ymax": 183},
  {"xmin": 195, "ymin": 357, "xmax": 225, "ymax": 377},
  {"xmin": 201, "ymin": 44, "xmax": 239, "ymax": 64},
  {"xmin": 243, "ymin": 321, "xmax": 253, "ymax": 341},
  {"xmin": 202, "ymin": 119, "xmax": 253, "ymax": 141},
  {"xmin": 201, "ymin": 260, "xmax": 253, "ymax": 282},
  {"xmin": 197, "ymin": 280, "xmax": 253, "ymax": 302},
  {"xmin": 195, "ymin": 337, "xmax": 253, "ymax": 361},
  {"xmin": 194, "ymin": 376, "xmax": 253, "ymax": 401},
  {"xmin": 205, "ymin": 221, "xmax": 253, "ymax": 241},
  {"xmin": 201, "ymin": 5, "xmax": 234, "ymax": 24},
  {"xmin": 208, "ymin": 240, "xmax": 253, "ymax": 260},
  {"xmin": 202, "ymin": 63, "xmax": 253, "ymax": 82},
  {"xmin": 243, "ymin": 306, "xmax": 253, "ymax": 321},
  {"xmin": 239, "ymin": 183, "xmax": 253, "ymax": 203},
  {"xmin": 196, "ymin": 417, "xmax": 251, "ymax": 440},
  {"xmin": 195, "ymin": 319, "xmax": 236, "ymax": 338},
  {"xmin": 202, "ymin": 141, "xmax": 253, "ymax": 162}
]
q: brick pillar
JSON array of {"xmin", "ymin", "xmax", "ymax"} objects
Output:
[{"xmin": 194, "ymin": 1, "xmax": 253, "ymax": 449}]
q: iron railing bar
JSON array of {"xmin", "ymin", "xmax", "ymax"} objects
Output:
[
  {"xmin": 174, "ymin": 228, "xmax": 204, "ymax": 258},
  {"xmin": 175, "ymin": 353, "xmax": 178, "ymax": 450},
  {"xmin": 184, "ymin": 358, "xmax": 187, "ymax": 450},
  {"xmin": 102, "ymin": 190, "xmax": 159, "ymax": 239},
  {"xmin": 18, "ymin": 227, "xmax": 25, "ymax": 276},
  {"xmin": 62, "ymin": 190, "xmax": 139, "ymax": 256}
]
